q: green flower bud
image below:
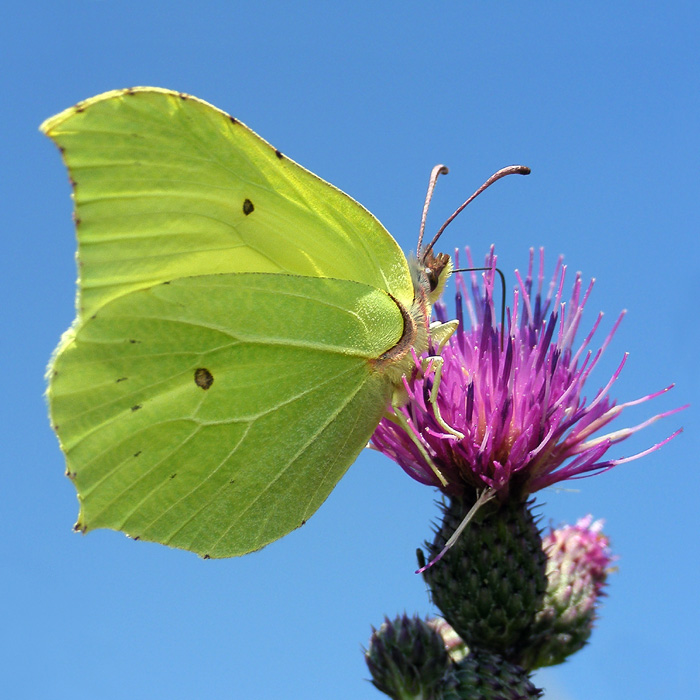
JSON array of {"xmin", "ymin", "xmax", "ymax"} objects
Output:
[
  {"xmin": 442, "ymin": 649, "xmax": 542, "ymax": 700},
  {"xmin": 365, "ymin": 614, "xmax": 450, "ymax": 700},
  {"xmin": 420, "ymin": 496, "xmax": 547, "ymax": 660}
]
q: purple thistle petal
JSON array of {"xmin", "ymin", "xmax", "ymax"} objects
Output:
[{"xmin": 370, "ymin": 248, "xmax": 684, "ymax": 501}]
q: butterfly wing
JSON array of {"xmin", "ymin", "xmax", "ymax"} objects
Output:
[
  {"xmin": 41, "ymin": 88, "xmax": 414, "ymax": 321},
  {"xmin": 49, "ymin": 273, "xmax": 403, "ymax": 557}
]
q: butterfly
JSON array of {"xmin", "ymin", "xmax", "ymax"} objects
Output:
[{"xmin": 42, "ymin": 87, "xmax": 467, "ymax": 558}]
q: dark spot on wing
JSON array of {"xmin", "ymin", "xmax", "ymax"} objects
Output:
[
  {"xmin": 203, "ymin": 554, "xmax": 211, "ymax": 560},
  {"xmin": 229, "ymin": 115, "xmax": 238, "ymax": 125},
  {"xmin": 194, "ymin": 367, "xmax": 214, "ymax": 390},
  {"xmin": 129, "ymin": 339, "xmax": 140, "ymax": 344},
  {"xmin": 125, "ymin": 88, "xmax": 135, "ymax": 95},
  {"xmin": 75, "ymin": 103, "xmax": 85, "ymax": 113},
  {"xmin": 243, "ymin": 198, "xmax": 254, "ymax": 215},
  {"xmin": 131, "ymin": 404, "xmax": 142, "ymax": 412},
  {"xmin": 170, "ymin": 473, "xmax": 177, "ymax": 480},
  {"xmin": 132, "ymin": 536, "xmax": 140, "ymax": 541},
  {"xmin": 65, "ymin": 469, "xmax": 76, "ymax": 480},
  {"xmin": 178, "ymin": 92, "xmax": 188, "ymax": 100},
  {"xmin": 133, "ymin": 451, "xmax": 142, "ymax": 458},
  {"xmin": 301, "ymin": 519, "xmax": 306, "ymax": 526},
  {"xmin": 116, "ymin": 377, "xmax": 127, "ymax": 383},
  {"xmin": 73, "ymin": 521, "xmax": 87, "ymax": 534},
  {"xmin": 275, "ymin": 149, "xmax": 283, "ymax": 159}
]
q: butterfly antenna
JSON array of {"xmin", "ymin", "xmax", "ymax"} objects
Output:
[
  {"xmin": 417, "ymin": 164, "xmax": 450, "ymax": 253},
  {"xmin": 423, "ymin": 165, "xmax": 531, "ymax": 257}
]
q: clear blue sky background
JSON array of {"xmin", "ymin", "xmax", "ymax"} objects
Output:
[{"xmin": 4, "ymin": 3, "xmax": 698, "ymax": 699}]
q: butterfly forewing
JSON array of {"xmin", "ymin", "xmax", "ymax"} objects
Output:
[{"xmin": 42, "ymin": 88, "xmax": 414, "ymax": 321}]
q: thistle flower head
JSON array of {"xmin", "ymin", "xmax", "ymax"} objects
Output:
[
  {"xmin": 365, "ymin": 614, "xmax": 450, "ymax": 700},
  {"xmin": 520, "ymin": 515, "xmax": 615, "ymax": 669},
  {"xmin": 372, "ymin": 248, "xmax": 682, "ymax": 502},
  {"xmin": 543, "ymin": 515, "xmax": 613, "ymax": 600}
]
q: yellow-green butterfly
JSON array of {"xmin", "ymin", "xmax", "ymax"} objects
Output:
[{"xmin": 43, "ymin": 87, "xmax": 526, "ymax": 558}]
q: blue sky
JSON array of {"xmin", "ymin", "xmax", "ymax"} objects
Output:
[{"xmin": 4, "ymin": 3, "xmax": 699, "ymax": 699}]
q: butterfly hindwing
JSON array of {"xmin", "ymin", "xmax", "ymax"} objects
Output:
[{"xmin": 49, "ymin": 273, "xmax": 403, "ymax": 557}]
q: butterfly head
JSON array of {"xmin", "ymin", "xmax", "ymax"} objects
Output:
[
  {"xmin": 408, "ymin": 248, "xmax": 452, "ymax": 320},
  {"xmin": 421, "ymin": 249, "xmax": 452, "ymax": 305}
]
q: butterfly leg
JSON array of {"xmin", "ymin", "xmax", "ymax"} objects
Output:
[
  {"xmin": 422, "ymin": 319, "xmax": 464, "ymax": 439},
  {"xmin": 420, "ymin": 355, "xmax": 465, "ymax": 440},
  {"xmin": 382, "ymin": 319, "xmax": 460, "ymax": 487}
]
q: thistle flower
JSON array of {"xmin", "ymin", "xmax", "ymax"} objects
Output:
[
  {"xmin": 519, "ymin": 515, "xmax": 615, "ymax": 669},
  {"xmin": 365, "ymin": 615, "xmax": 542, "ymax": 700},
  {"xmin": 372, "ymin": 247, "xmax": 683, "ymax": 502},
  {"xmin": 365, "ymin": 614, "xmax": 450, "ymax": 700},
  {"xmin": 441, "ymin": 649, "xmax": 543, "ymax": 700},
  {"xmin": 544, "ymin": 515, "xmax": 613, "ymax": 600},
  {"xmin": 419, "ymin": 496, "xmax": 548, "ymax": 657},
  {"xmin": 424, "ymin": 516, "xmax": 612, "ymax": 678}
]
